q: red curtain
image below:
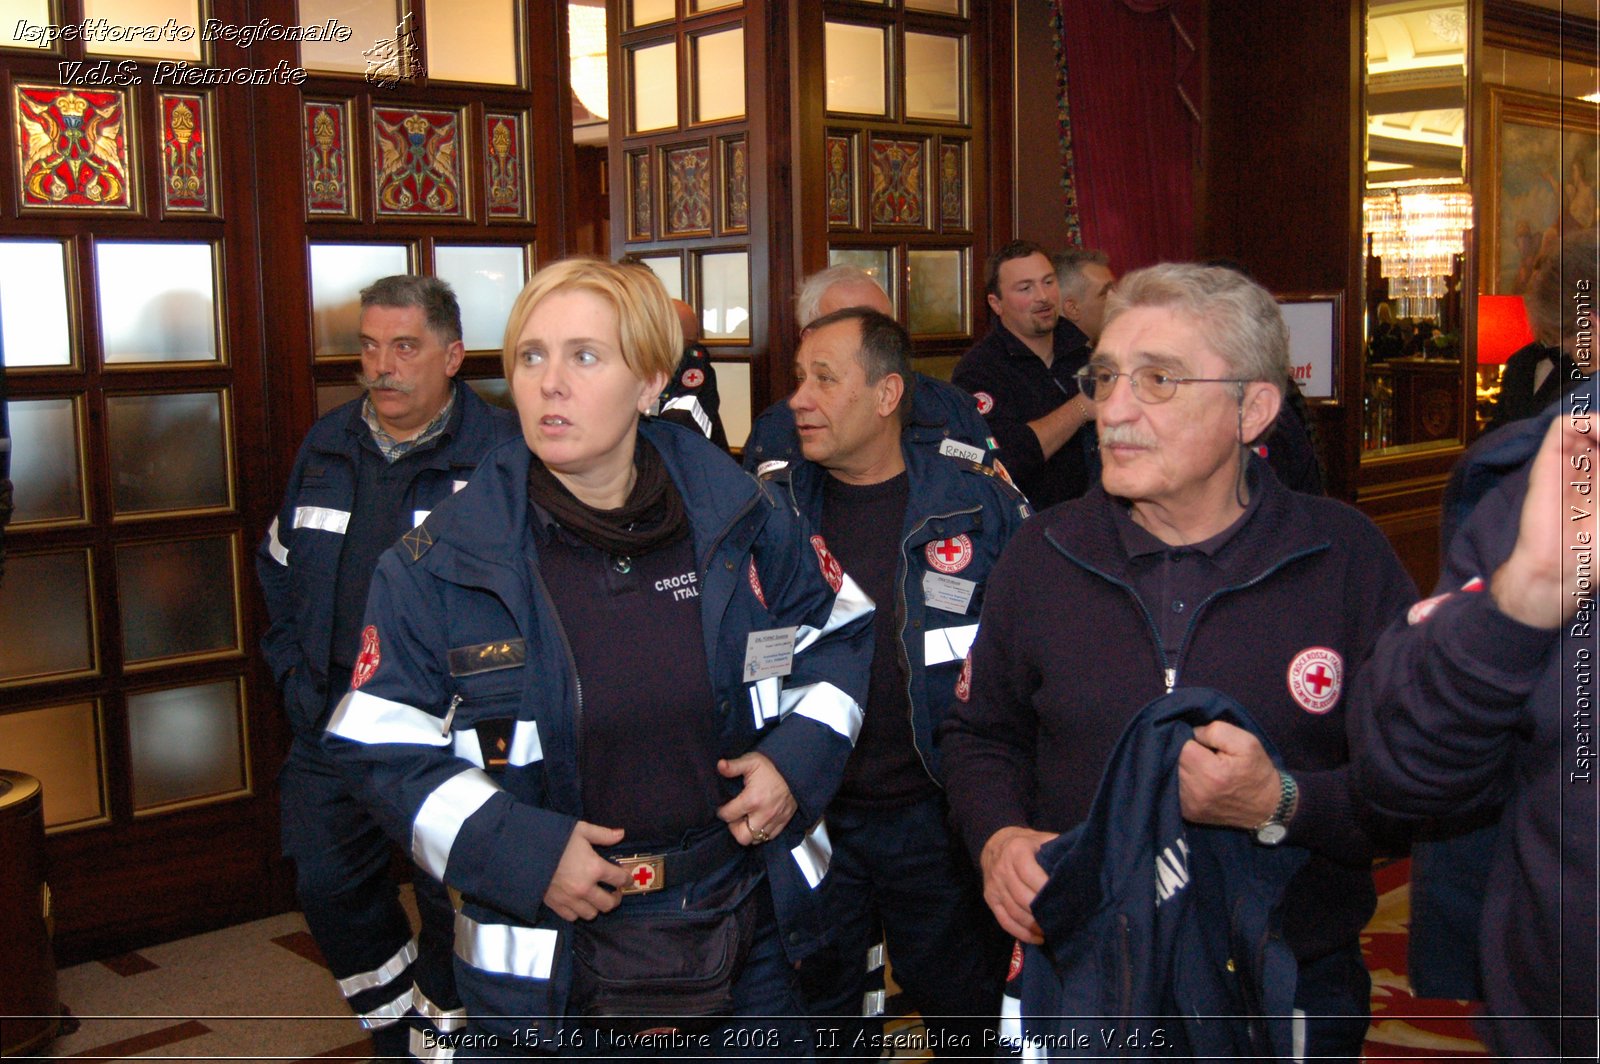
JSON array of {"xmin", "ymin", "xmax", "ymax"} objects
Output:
[{"xmin": 1055, "ymin": 0, "xmax": 1200, "ymax": 269}]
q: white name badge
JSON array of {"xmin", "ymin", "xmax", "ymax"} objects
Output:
[
  {"xmin": 922, "ymin": 571, "xmax": 977, "ymax": 614},
  {"xmin": 938, "ymin": 437, "xmax": 987, "ymax": 464},
  {"xmin": 743, "ymin": 627, "xmax": 797, "ymax": 682}
]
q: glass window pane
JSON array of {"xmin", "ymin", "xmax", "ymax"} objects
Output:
[
  {"xmin": 435, "ymin": 245, "xmax": 527, "ymax": 352},
  {"xmin": 96, "ymin": 242, "xmax": 218, "ymax": 365},
  {"xmin": 908, "ymin": 248, "xmax": 966, "ymax": 336},
  {"xmin": 714, "ymin": 359, "xmax": 751, "ymax": 450},
  {"xmin": 81, "ymin": 0, "xmax": 201, "ymax": 62},
  {"xmin": 465, "ymin": 377, "xmax": 514, "ymax": 411},
  {"xmin": 693, "ymin": 28, "xmax": 745, "ymax": 123},
  {"xmin": 317, "ymin": 382, "xmax": 365, "ymax": 417},
  {"xmin": 5, "ymin": 397, "xmax": 83, "ymax": 524},
  {"xmin": 827, "ymin": 248, "xmax": 895, "ymax": 312},
  {"xmin": 639, "ymin": 255, "xmax": 684, "ymax": 301},
  {"xmin": 300, "ymin": 0, "xmax": 402, "ymax": 75},
  {"xmin": 906, "ymin": 0, "xmax": 963, "ymax": 13},
  {"xmin": 698, "ymin": 251, "xmax": 749, "ymax": 340},
  {"xmin": 826, "ymin": 22, "xmax": 887, "ymax": 116},
  {"xmin": 310, "ymin": 243, "xmax": 410, "ymax": 358},
  {"xmin": 630, "ymin": 0, "xmax": 673, "ymax": 28},
  {"xmin": 127, "ymin": 680, "xmax": 247, "ymax": 812},
  {"xmin": 426, "ymin": 0, "xmax": 517, "ymax": 84},
  {"xmin": 631, "ymin": 40, "xmax": 679, "ymax": 133},
  {"xmin": 0, "ymin": 703, "xmax": 105, "ymax": 830},
  {"xmin": 117, "ymin": 536, "xmax": 238, "ymax": 664},
  {"xmin": 106, "ymin": 391, "xmax": 229, "ymax": 514},
  {"xmin": 905, "ymin": 32, "xmax": 963, "ymax": 122},
  {"xmin": 0, "ymin": 550, "xmax": 94, "ymax": 682},
  {"xmin": 0, "ymin": 240, "xmax": 72, "ymax": 369},
  {"xmin": 691, "ymin": 0, "xmax": 739, "ymax": 10},
  {"xmin": 2, "ymin": 1, "xmax": 51, "ymax": 49}
]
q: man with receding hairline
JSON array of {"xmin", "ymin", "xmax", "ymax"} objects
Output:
[{"xmin": 656, "ymin": 296, "xmax": 729, "ymax": 451}]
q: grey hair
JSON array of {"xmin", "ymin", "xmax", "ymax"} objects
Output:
[
  {"xmin": 360, "ymin": 275, "xmax": 464, "ymax": 344},
  {"xmin": 1526, "ymin": 230, "xmax": 1599, "ymax": 350},
  {"xmin": 796, "ymin": 265, "xmax": 889, "ymax": 328},
  {"xmin": 1051, "ymin": 247, "xmax": 1110, "ymax": 298},
  {"xmin": 1103, "ymin": 263, "xmax": 1289, "ymax": 392}
]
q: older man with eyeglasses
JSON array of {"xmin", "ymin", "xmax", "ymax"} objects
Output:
[{"xmin": 939, "ymin": 263, "xmax": 1416, "ymax": 1061}]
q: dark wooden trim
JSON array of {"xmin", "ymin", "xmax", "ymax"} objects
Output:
[{"xmin": 1485, "ymin": 0, "xmax": 1599, "ymax": 63}]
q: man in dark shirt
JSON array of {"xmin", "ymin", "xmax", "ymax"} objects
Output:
[
  {"xmin": 657, "ymin": 297, "xmax": 729, "ymax": 451},
  {"xmin": 771, "ymin": 307, "xmax": 1024, "ymax": 1056},
  {"xmin": 952, "ymin": 241, "xmax": 1095, "ymax": 508},
  {"xmin": 1052, "ymin": 247, "xmax": 1116, "ymax": 345}
]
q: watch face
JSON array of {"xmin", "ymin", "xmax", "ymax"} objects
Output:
[{"xmin": 1256, "ymin": 822, "xmax": 1288, "ymax": 846}]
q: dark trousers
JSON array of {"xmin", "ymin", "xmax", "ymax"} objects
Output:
[
  {"xmin": 280, "ymin": 735, "xmax": 460, "ymax": 1060},
  {"xmin": 1292, "ymin": 941, "xmax": 1372, "ymax": 1063},
  {"xmin": 798, "ymin": 796, "xmax": 1008, "ymax": 1058}
]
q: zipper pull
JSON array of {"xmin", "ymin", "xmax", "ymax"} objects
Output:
[
  {"xmin": 1164, "ymin": 668, "xmax": 1176, "ymax": 694},
  {"xmin": 441, "ymin": 693, "xmax": 461, "ymax": 737}
]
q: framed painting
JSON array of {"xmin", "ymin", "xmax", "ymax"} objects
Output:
[{"xmin": 1484, "ymin": 89, "xmax": 1599, "ymax": 296}]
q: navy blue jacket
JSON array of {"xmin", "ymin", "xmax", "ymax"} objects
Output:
[
  {"xmin": 1008, "ymin": 688, "xmax": 1307, "ymax": 1059},
  {"xmin": 742, "ymin": 374, "xmax": 997, "ymax": 474},
  {"xmin": 1350, "ymin": 376, "xmax": 1598, "ymax": 1060},
  {"xmin": 763, "ymin": 439, "xmax": 1031, "ymax": 781},
  {"xmin": 658, "ymin": 342, "xmax": 728, "ymax": 451},
  {"xmin": 322, "ymin": 420, "xmax": 874, "ymax": 1043},
  {"xmin": 256, "ymin": 383, "xmax": 519, "ymax": 737}
]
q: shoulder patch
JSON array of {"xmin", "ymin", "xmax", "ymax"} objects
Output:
[{"xmin": 401, "ymin": 522, "xmax": 434, "ymax": 562}]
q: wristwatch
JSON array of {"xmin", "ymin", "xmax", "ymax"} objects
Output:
[{"xmin": 1253, "ymin": 771, "xmax": 1298, "ymax": 846}]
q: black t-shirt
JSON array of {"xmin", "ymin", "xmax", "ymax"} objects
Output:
[
  {"xmin": 538, "ymin": 526, "xmax": 722, "ymax": 844},
  {"xmin": 820, "ymin": 471, "xmax": 939, "ymax": 809}
]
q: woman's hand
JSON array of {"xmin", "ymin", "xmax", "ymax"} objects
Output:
[
  {"xmin": 542, "ymin": 820, "xmax": 627, "ymax": 921},
  {"xmin": 716, "ymin": 752, "xmax": 797, "ymax": 845}
]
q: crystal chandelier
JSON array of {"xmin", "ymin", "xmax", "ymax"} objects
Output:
[{"xmin": 1363, "ymin": 186, "xmax": 1473, "ymax": 321}]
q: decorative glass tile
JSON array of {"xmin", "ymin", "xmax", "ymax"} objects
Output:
[
  {"xmin": 908, "ymin": 248, "xmax": 967, "ymax": 337},
  {"xmin": 693, "ymin": 27, "xmax": 745, "ymax": 123},
  {"xmin": 665, "ymin": 144, "xmax": 713, "ymax": 235},
  {"xmin": 0, "ymin": 239, "xmax": 72, "ymax": 368},
  {"xmin": 627, "ymin": 150, "xmax": 653, "ymax": 241},
  {"xmin": 106, "ymin": 390, "xmax": 230, "ymax": 515},
  {"xmin": 127, "ymin": 680, "xmax": 248, "ymax": 812},
  {"xmin": 906, "ymin": 32, "xmax": 964, "ymax": 122},
  {"xmin": 372, "ymin": 106, "xmax": 465, "ymax": 218},
  {"xmin": 309, "ymin": 243, "xmax": 410, "ymax": 357},
  {"xmin": 81, "ymin": 0, "xmax": 201, "ymax": 62},
  {"xmin": 698, "ymin": 250, "xmax": 749, "ymax": 340},
  {"xmin": 825, "ymin": 22, "xmax": 887, "ymax": 116},
  {"xmin": 0, "ymin": 702, "xmax": 105, "ymax": 830},
  {"xmin": 722, "ymin": 138, "xmax": 749, "ymax": 233},
  {"xmin": 158, "ymin": 93, "xmax": 210, "ymax": 213},
  {"xmin": 426, "ymin": 1, "xmax": 518, "ymax": 85},
  {"xmin": 870, "ymin": 138, "xmax": 926, "ymax": 227},
  {"xmin": 435, "ymin": 245, "xmax": 528, "ymax": 352},
  {"xmin": 826, "ymin": 134, "xmax": 855, "ymax": 227},
  {"xmin": 0, "ymin": 550, "xmax": 96, "ymax": 683},
  {"xmin": 485, "ymin": 111, "xmax": 528, "ymax": 220},
  {"xmin": 939, "ymin": 140, "xmax": 967, "ymax": 228},
  {"xmin": 5, "ymin": 397, "xmax": 83, "ymax": 524},
  {"xmin": 639, "ymin": 254, "xmax": 683, "ymax": 301},
  {"xmin": 14, "ymin": 84, "xmax": 136, "ymax": 211},
  {"xmin": 118, "ymin": 536, "xmax": 239, "ymax": 664},
  {"xmin": 631, "ymin": 41, "xmax": 678, "ymax": 133},
  {"xmin": 96, "ymin": 242, "xmax": 219, "ymax": 365},
  {"xmin": 304, "ymin": 99, "xmax": 353, "ymax": 218}
]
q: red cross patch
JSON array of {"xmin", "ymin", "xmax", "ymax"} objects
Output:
[
  {"xmin": 1287, "ymin": 647, "xmax": 1343, "ymax": 714},
  {"xmin": 351, "ymin": 625, "xmax": 381, "ymax": 690},
  {"xmin": 617, "ymin": 855, "xmax": 664, "ymax": 894},
  {"xmin": 748, "ymin": 560, "xmax": 767, "ymax": 610},
  {"xmin": 925, "ymin": 534, "xmax": 974, "ymax": 574},
  {"xmin": 955, "ymin": 652, "xmax": 973, "ymax": 703},
  {"xmin": 974, "ymin": 391, "xmax": 995, "ymax": 415},
  {"xmin": 810, "ymin": 535, "xmax": 844, "ymax": 593},
  {"xmin": 681, "ymin": 368, "xmax": 705, "ymax": 388}
]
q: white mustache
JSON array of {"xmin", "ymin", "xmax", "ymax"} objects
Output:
[
  {"xmin": 1097, "ymin": 424, "xmax": 1157, "ymax": 449},
  {"xmin": 357, "ymin": 372, "xmax": 415, "ymax": 394}
]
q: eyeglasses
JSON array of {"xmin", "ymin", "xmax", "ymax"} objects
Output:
[{"xmin": 1073, "ymin": 364, "xmax": 1252, "ymax": 405}]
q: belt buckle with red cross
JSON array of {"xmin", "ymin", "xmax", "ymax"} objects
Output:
[{"xmin": 616, "ymin": 853, "xmax": 665, "ymax": 894}]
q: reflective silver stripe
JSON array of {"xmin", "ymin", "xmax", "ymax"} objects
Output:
[
  {"xmin": 293, "ymin": 505, "xmax": 350, "ymax": 534},
  {"xmin": 267, "ymin": 517, "xmax": 289, "ymax": 565},
  {"xmin": 412, "ymin": 983, "xmax": 467, "ymax": 1033},
  {"xmin": 358, "ymin": 984, "xmax": 413, "ymax": 1029},
  {"xmin": 508, "ymin": 720, "xmax": 543, "ymax": 766},
  {"xmin": 452, "ymin": 728, "xmax": 484, "ymax": 768},
  {"xmin": 662, "ymin": 394, "xmax": 713, "ymax": 438},
  {"xmin": 337, "ymin": 938, "xmax": 417, "ymax": 997},
  {"xmin": 412, "ymin": 769, "xmax": 500, "ymax": 879},
  {"xmin": 411, "ymin": 1026, "xmax": 456, "ymax": 1062},
  {"xmin": 862, "ymin": 988, "xmax": 886, "ymax": 1018},
  {"xmin": 783, "ymin": 681, "xmax": 863, "ymax": 742},
  {"xmin": 865, "ymin": 942, "xmax": 885, "ymax": 972},
  {"xmin": 413, "ymin": 509, "xmax": 431, "ymax": 527},
  {"xmin": 455, "ymin": 912, "xmax": 558, "ymax": 980},
  {"xmin": 998, "ymin": 992, "xmax": 1022, "ymax": 1048},
  {"xmin": 924, "ymin": 623, "xmax": 980, "ymax": 667},
  {"xmin": 748, "ymin": 675, "xmax": 780, "ymax": 728},
  {"xmin": 790, "ymin": 818, "xmax": 832, "ymax": 889},
  {"xmin": 328, "ymin": 690, "xmax": 452, "ymax": 748},
  {"xmin": 1292, "ymin": 1007, "xmax": 1306, "ymax": 1063},
  {"xmin": 793, "ymin": 573, "xmax": 874, "ymax": 656},
  {"xmin": 452, "ymin": 479, "xmax": 468, "ymax": 493}
]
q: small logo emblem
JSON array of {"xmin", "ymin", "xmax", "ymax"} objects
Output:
[
  {"xmin": 955, "ymin": 652, "xmax": 973, "ymax": 703},
  {"xmin": 1007, "ymin": 940, "xmax": 1024, "ymax": 981},
  {"xmin": 974, "ymin": 391, "xmax": 995, "ymax": 415},
  {"xmin": 1287, "ymin": 647, "xmax": 1343, "ymax": 714},
  {"xmin": 351, "ymin": 626, "xmax": 381, "ymax": 689},
  {"xmin": 748, "ymin": 560, "xmax": 767, "ymax": 609},
  {"xmin": 810, "ymin": 535, "xmax": 843, "ymax": 593},
  {"xmin": 925, "ymin": 534, "xmax": 974, "ymax": 574},
  {"xmin": 681, "ymin": 368, "xmax": 705, "ymax": 388}
]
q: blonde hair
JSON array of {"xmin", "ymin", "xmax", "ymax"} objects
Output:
[{"xmin": 501, "ymin": 257, "xmax": 682, "ymax": 383}]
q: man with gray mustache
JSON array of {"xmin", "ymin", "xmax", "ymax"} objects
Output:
[{"xmin": 257, "ymin": 275, "xmax": 517, "ymax": 1061}]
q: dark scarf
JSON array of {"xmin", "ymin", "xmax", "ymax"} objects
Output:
[{"xmin": 526, "ymin": 436, "xmax": 688, "ymax": 556}]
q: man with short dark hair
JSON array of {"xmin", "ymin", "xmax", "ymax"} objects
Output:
[
  {"xmin": 768, "ymin": 307, "xmax": 1024, "ymax": 1055},
  {"xmin": 1051, "ymin": 247, "xmax": 1115, "ymax": 344},
  {"xmin": 953, "ymin": 240, "xmax": 1096, "ymax": 508},
  {"xmin": 257, "ymin": 275, "xmax": 518, "ymax": 1060}
]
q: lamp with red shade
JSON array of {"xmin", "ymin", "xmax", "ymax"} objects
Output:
[{"xmin": 1475, "ymin": 294, "xmax": 1535, "ymax": 422}]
